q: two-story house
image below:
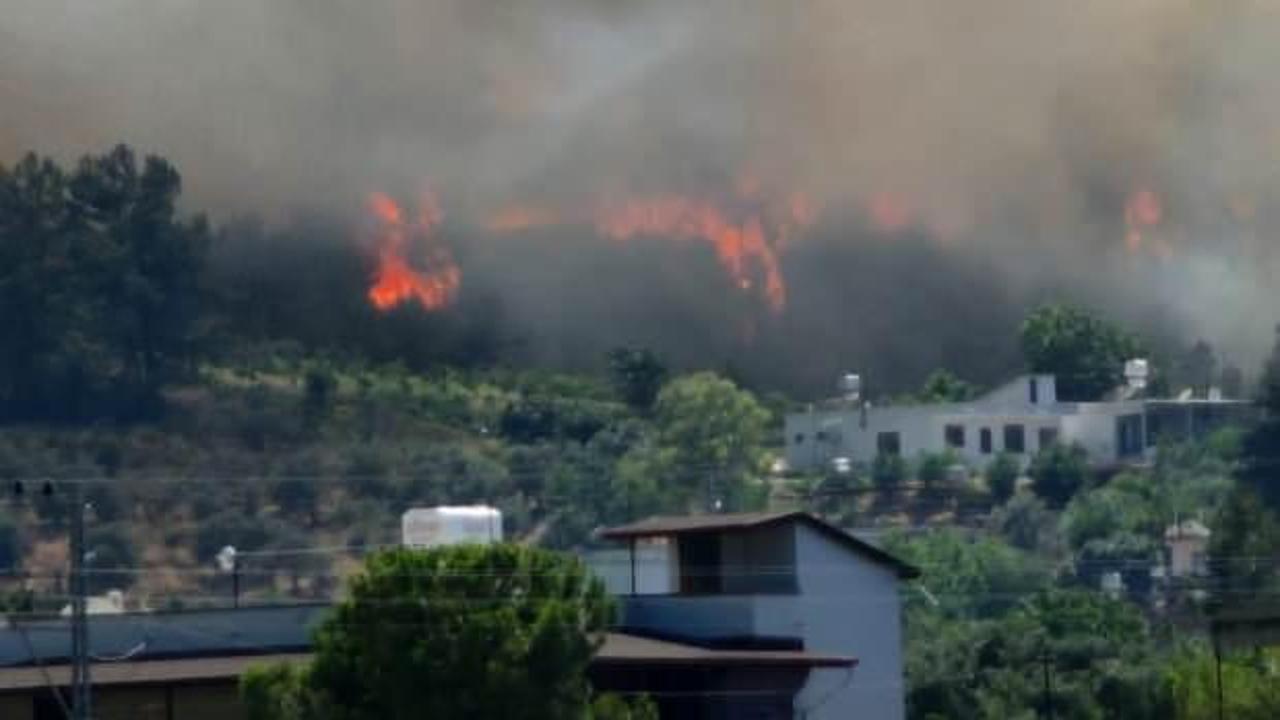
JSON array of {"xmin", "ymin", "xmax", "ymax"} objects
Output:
[{"xmin": 592, "ymin": 511, "xmax": 919, "ymax": 720}]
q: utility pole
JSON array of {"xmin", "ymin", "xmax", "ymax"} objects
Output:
[
  {"xmin": 10, "ymin": 478, "xmax": 93, "ymax": 718},
  {"xmin": 70, "ymin": 480, "xmax": 92, "ymax": 720},
  {"xmin": 1040, "ymin": 650, "xmax": 1054, "ymax": 720},
  {"xmin": 1214, "ymin": 638, "xmax": 1224, "ymax": 720}
]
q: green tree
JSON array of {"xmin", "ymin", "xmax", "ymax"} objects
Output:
[
  {"xmin": 987, "ymin": 493, "xmax": 1062, "ymax": 554},
  {"xmin": 916, "ymin": 370, "xmax": 978, "ymax": 403},
  {"xmin": 1178, "ymin": 340, "xmax": 1216, "ymax": 398},
  {"xmin": 243, "ymin": 545, "xmax": 649, "ymax": 719},
  {"xmin": 986, "ymin": 453, "xmax": 1021, "ymax": 505},
  {"xmin": 1213, "ymin": 326, "xmax": 1280, "ymax": 601},
  {"xmin": 607, "ymin": 348, "xmax": 669, "ymax": 411},
  {"xmin": 653, "ymin": 372, "xmax": 769, "ymax": 509},
  {"xmin": 1240, "ymin": 326, "xmax": 1280, "ymax": 507},
  {"xmin": 1168, "ymin": 644, "xmax": 1280, "ymax": 720},
  {"xmin": 0, "ymin": 510, "xmax": 21, "ymax": 571},
  {"xmin": 873, "ymin": 453, "xmax": 908, "ymax": 491},
  {"xmin": 886, "ymin": 529, "xmax": 1052, "ymax": 620},
  {"xmin": 1209, "ymin": 484, "xmax": 1280, "ymax": 600},
  {"xmin": 1020, "ymin": 305, "xmax": 1145, "ymax": 401},
  {"xmin": 917, "ymin": 452, "xmax": 953, "ymax": 489},
  {"xmin": 1029, "ymin": 443, "xmax": 1089, "ymax": 507},
  {"xmin": 0, "ymin": 146, "xmax": 208, "ymax": 422}
]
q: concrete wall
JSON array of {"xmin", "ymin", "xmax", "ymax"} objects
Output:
[
  {"xmin": 787, "ymin": 404, "xmax": 1066, "ymax": 471},
  {"xmin": 788, "ymin": 524, "xmax": 905, "ymax": 720},
  {"xmin": 620, "ymin": 594, "xmax": 760, "ymax": 639}
]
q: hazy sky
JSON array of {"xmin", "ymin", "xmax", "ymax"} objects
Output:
[{"xmin": 4, "ymin": 0, "xmax": 1279, "ymax": 370}]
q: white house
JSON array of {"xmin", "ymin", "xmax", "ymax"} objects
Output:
[
  {"xmin": 785, "ymin": 372, "xmax": 1251, "ymax": 473},
  {"xmin": 592, "ymin": 511, "xmax": 919, "ymax": 720}
]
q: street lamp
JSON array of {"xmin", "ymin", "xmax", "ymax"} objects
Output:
[{"xmin": 216, "ymin": 545, "xmax": 239, "ymax": 608}]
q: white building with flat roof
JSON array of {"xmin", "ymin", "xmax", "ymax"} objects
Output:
[{"xmin": 785, "ymin": 372, "xmax": 1251, "ymax": 473}]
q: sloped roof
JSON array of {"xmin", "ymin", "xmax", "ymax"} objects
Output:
[
  {"xmin": 598, "ymin": 511, "xmax": 920, "ymax": 579},
  {"xmin": 0, "ymin": 653, "xmax": 310, "ymax": 692},
  {"xmin": 0, "ymin": 634, "xmax": 851, "ymax": 693},
  {"xmin": 596, "ymin": 632, "xmax": 854, "ymax": 668}
]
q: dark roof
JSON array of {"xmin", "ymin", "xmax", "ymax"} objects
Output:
[
  {"xmin": 0, "ymin": 633, "xmax": 850, "ymax": 693},
  {"xmin": 0, "ymin": 652, "xmax": 311, "ymax": 692},
  {"xmin": 598, "ymin": 511, "xmax": 920, "ymax": 579},
  {"xmin": 596, "ymin": 633, "xmax": 854, "ymax": 669},
  {"xmin": 0, "ymin": 604, "xmax": 325, "ymax": 668}
]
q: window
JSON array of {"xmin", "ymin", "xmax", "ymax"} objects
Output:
[
  {"xmin": 877, "ymin": 431, "xmax": 901, "ymax": 456},
  {"xmin": 1038, "ymin": 427, "xmax": 1059, "ymax": 450},
  {"xmin": 1003, "ymin": 424, "xmax": 1026, "ymax": 453},
  {"xmin": 793, "ymin": 433, "xmax": 806, "ymax": 445},
  {"xmin": 980, "ymin": 428, "xmax": 993, "ymax": 454},
  {"xmin": 945, "ymin": 424, "xmax": 966, "ymax": 449},
  {"xmin": 1116, "ymin": 414, "xmax": 1143, "ymax": 456},
  {"xmin": 1029, "ymin": 378, "xmax": 1039, "ymax": 404}
]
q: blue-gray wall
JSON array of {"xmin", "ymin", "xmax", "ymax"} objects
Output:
[{"xmin": 789, "ymin": 524, "xmax": 905, "ymax": 720}]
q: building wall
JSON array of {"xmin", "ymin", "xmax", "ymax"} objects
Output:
[
  {"xmin": 171, "ymin": 683, "xmax": 245, "ymax": 720},
  {"xmin": 0, "ymin": 694, "xmax": 33, "ymax": 720},
  {"xmin": 785, "ymin": 379, "xmax": 1190, "ymax": 473},
  {"xmin": 587, "ymin": 540, "xmax": 678, "ymax": 595},
  {"xmin": 787, "ymin": 405, "xmax": 1065, "ymax": 472},
  {"xmin": 619, "ymin": 594, "xmax": 761, "ymax": 639},
  {"xmin": 96, "ymin": 686, "xmax": 168, "ymax": 720},
  {"xmin": 788, "ymin": 524, "xmax": 905, "ymax": 720}
]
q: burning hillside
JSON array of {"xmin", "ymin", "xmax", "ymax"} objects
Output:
[{"xmin": 366, "ymin": 192, "xmax": 461, "ymax": 312}]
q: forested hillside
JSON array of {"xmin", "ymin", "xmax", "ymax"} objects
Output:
[{"xmin": 5, "ymin": 146, "xmax": 1280, "ymax": 717}]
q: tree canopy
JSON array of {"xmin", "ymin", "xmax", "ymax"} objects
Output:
[
  {"xmin": 244, "ymin": 545, "xmax": 653, "ymax": 719},
  {"xmin": 1020, "ymin": 304, "xmax": 1145, "ymax": 402},
  {"xmin": 0, "ymin": 146, "xmax": 208, "ymax": 422}
]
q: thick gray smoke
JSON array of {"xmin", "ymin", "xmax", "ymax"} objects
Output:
[{"xmin": 3, "ymin": 0, "xmax": 1279, "ymax": 384}]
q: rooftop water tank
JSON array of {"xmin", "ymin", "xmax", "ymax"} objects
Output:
[
  {"xmin": 1124, "ymin": 359, "xmax": 1149, "ymax": 390},
  {"xmin": 839, "ymin": 373, "xmax": 862, "ymax": 402},
  {"xmin": 401, "ymin": 506, "xmax": 503, "ymax": 549}
]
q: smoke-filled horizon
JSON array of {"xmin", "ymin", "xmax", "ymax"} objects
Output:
[{"xmin": 4, "ymin": 0, "xmax": 1279, "ymax": 392}]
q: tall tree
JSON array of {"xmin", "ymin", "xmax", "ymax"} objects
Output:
[
  {"xmin": 652, "ymin": 372, "xmax": 770, "ymax": 510},
  {"xmin": 1211, "ymin": 326, "xmax": 1280, "ymax": 606},
  {"xmin": 1020, "ymin": 304, "xmax": 1145, "ymax": 401},
  {"xmin": 607, "ymin": 347, "xmax": 669, "ymax": 411},
  {"xmin": 0, "ymin": 146, "xmax": 208, "ymax": 422},
  {"xmin": 914, "ymin": 369, "xmax": 978, "ymax": 403},
  {"xmin": 1241, "ymin": 326, "xmax": 1280, "ymax": 507},
  {"xmin": 244, "ymin": 545, "xmax": 652, "ymax": 720}
]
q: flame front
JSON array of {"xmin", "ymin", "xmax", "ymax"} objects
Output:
[
  {"xmin": 367, "ymin": 192, "xmax": 461, "ymax": 312},
  {"xmin": 483, "ymin": 184, "xmax": 817, "ymax": 314},
  {"xmin": 1123, "ymin": 189, "xmax": 1171, "ymax": 259},
  {"xmin": 595, "ymin": 195, "xmax": 791, "ymax": 312}
]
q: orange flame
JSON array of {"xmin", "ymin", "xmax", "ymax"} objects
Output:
[
  {"xmin": 367, "ymin": 192, "xmax": 461, "ymax": 312},
  {"xmin": 869, "ymin": 192, "xmax": 912, "ymax": 233},
  {"xmin": 482, "ymin": 205, "xmax": 563, "ymax": 233},
  {"xmin": 1123, "ymin": 189, "xmax": 1168, "ymax": 259},
  {"xmin": 595, "ymin": 195, "xmax": 790, "ymax": 312},
  {"xmin": 483, "ymin": 183, "xmax": 818, "ymax": 313}
]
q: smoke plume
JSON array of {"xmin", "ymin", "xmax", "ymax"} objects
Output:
[{"xmin": 4, "ymin": 0, "xmax": 1279, "ymax": 393}]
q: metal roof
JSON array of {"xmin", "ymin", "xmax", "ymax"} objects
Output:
[
  {"xmin": 0, "ymin": 604, "xmax": 325, "ymax": 668},
  {"xmin": 598, "ymin": 511, "xmax": 920, "ymax": 579}
]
